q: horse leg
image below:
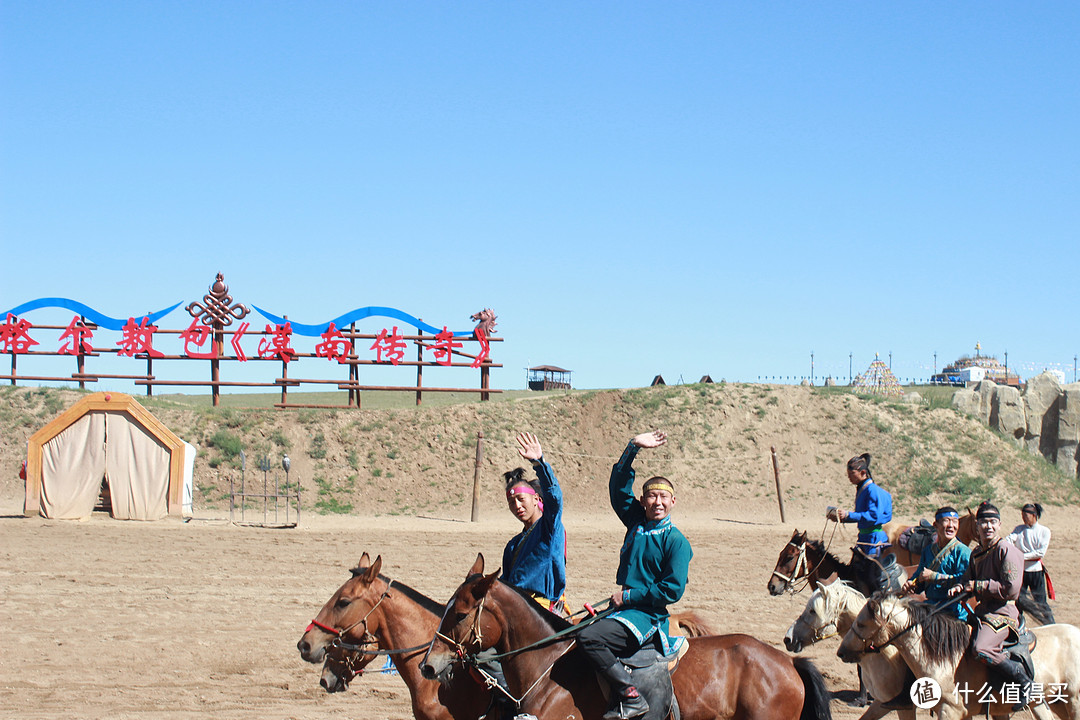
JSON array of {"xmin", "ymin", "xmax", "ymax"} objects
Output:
[
  {"xmin": 853, "ymin": 665, "xmax": 870, "ymax": 707},
  {"xmin": 857, "ymin": 702, "xmax": 917, "ymax": 720}
]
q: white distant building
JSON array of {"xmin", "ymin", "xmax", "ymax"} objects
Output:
[
  {"xmin": 959, "ymin": 366, "xmax": 986, "ymax": 383},
  {"xmin": 1046, "ymin": 369, "xmax": 1067, "ymax": 384}
]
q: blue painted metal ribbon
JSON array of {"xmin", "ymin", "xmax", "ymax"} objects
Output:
[
  {"xmin": 1, "ymin": 298, "xmax": 183, "ymax": 331},
  {"xmin": 252, "ymin": 305, "xmax": 472, "ymax": 337}
]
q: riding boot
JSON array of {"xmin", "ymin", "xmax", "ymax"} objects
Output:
[
  {"xmin": 994, "ymin": 658, "xmax": 1033, "ymax": 711},
  {"xmin": 880, "ymin": 668, "xmax": 916, "ymax": 709},
  {"xmin": 599, "ymin": 661, "xmax": 650, "ymax": 720}
]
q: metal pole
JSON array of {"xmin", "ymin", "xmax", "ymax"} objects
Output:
[
  {"xmin": 230, "ymin": 475, "xmax": 234, "ymax": 524},
  {"xmin": 810, "ymin": 352, "xmax": 814, "ymax": 386},
  {"xmin": 471, "ymin": 431, "xmax": 484, "ymax": 522},
  {"xmin": 770, "ymin": 446, "xmax": 786, "ymax": 523},
  {"xmin": 849, "ymin": 353, "xmax": 853, "ymax": 385}
]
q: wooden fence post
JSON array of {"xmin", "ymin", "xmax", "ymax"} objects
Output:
[
  {"xmin": 770, "ymin": 445, "xmax": 786, "ymax": 523},
  {"xmin": 471, "ymin": 430, "xmax": 484, "ymax": 522}
]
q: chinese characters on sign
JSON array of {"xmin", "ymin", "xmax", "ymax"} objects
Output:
[
  {"xmin": 1, "ymin": 279, "xmax": 498, "ymax": 406},
  {"xmin": 1, "ymin": 314, "xmax": 488, "ymax": 367}
]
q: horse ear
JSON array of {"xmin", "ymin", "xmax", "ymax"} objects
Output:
[
  {"xmin": 470, "ymin": 570, "xmax": 500, "ymax": 600},
  {"xmin": 363, "ymin": 555, "xmax": 382, "ymax": 582},
  {"xmin": 358, "ymin": 552, "xmax": 370, "ymax": 568},
  {"xmin": 469, "ymin": 553, "xmax": 485, "ymax": 577}
]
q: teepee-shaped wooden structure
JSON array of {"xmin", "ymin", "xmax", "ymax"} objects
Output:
[{"xmin": 852, "ymin": 354, "xmax": 903, "ymax": 397}]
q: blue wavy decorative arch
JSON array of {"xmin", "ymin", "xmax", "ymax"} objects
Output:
[
  {"xmin": 1, "ymin": 298, "xmax": 183, "ymax": 331},
  {"xmin": 252, "ymin": 305, "xmax": 474, "ymax": 337}
]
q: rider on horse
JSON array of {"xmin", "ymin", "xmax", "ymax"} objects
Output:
[
  {"xmin": 577, "ymin": 430, "xmax": 693, "ymax": 720},
  {"xmin": 826, "ymin": 453, "xmax": 893, "ymax": 594},
  {"xmin": 883, "ymin": 505, "xmax": 973, "ymax": 709},
  {"xmin": 501, "ymin": 431, "xmax": 568, "ymax": 614},
  {"xmin": 903, "ymin": 506, "xmax": 973, "ymax": 620},
  {"xmin": 948, "ymin": 501, "xmax": 1032, "ymax": 710},
  {"xmin": 486, "ymin": 431, "xmax": 569, "ymax": 720}
]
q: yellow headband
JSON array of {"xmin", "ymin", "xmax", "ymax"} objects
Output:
[{"xmin": 642, "ymin": 480, "xmax": 674, "ymax": 495}]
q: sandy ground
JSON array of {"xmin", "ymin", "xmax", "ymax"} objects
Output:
[{"xmin": 1, "ymin": 499, "xmax": 1077, "ymax": 720}]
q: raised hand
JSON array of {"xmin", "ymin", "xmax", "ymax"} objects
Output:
[
  {"xmin": 516, "ymin": 432, "xmax": 543, "ymax": 461},
  {"xmin": 631, "ymin": 430, "xmax": 667, "ymax": 449}
]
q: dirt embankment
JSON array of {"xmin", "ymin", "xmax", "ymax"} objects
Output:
[{"xmin": 2, "ymin": 383, "xmax": 1077, "ymax": 522}]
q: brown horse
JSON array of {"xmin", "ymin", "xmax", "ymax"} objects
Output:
[
  {"xmin": 296, "ymin": 553, "xmax": 491, "ymax": 720},
  {"xmin": 421, "ymin": 554, "xmax": 832, "ymax": 720},
  {"xmin": 767, "ymin": 530, "xmax": 869, "ymax": 596}
]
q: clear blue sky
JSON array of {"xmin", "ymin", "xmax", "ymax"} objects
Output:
[{"xmin": 2, "ymin": 2, "xmax": 1078, "ymax": 392}]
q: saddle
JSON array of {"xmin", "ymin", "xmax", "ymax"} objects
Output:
[
  {"xmin": 1004, "ymin": 623, "xmax": 1037, "ymax": 681},
  {"xmin": 602, "ymin": 644, "xmax": 682, "ymax": 720},
  {"xmin": 853, "ymin": 549, "xmax": 905, "ymax": 594},
  {"xmin": 897, "ymin": 522, "xmax": 936, "ymax": 557}
]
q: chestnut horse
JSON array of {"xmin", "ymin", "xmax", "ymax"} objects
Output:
[
  {"xmin": 421, "ymin": 554, "xmax": 831, "ymax": 720},
  {"xmin": 297, "ymin": 553, "xmax": 491, "ymax": 720}
]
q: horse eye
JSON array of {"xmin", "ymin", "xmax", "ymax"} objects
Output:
[
  {"xmin": 336, "ymin": 598, "xmax": 352, "ymax": 609},
  {"xmin": 454, "ymin": 612, "xmax": 467, "ymax": 623}
]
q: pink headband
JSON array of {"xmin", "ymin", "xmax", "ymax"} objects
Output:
[{"xmin": 507, "ymin": 485, "xmax": 544, "ymax": 511}]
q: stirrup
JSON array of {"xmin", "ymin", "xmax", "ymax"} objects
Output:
[{"xmin": 602, "ymin": 690, "xmax": 649, "ymax": 720}]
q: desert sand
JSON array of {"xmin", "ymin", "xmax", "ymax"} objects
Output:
[{"xmin": 1, "ymin": 497, "xmax": 1077, "ymax": 720}]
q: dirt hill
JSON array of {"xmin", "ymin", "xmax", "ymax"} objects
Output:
[{"xmin": 3, "ymin": 383, "xmax": 1077, "ymax": 521}]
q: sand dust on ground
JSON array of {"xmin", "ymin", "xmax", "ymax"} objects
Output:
[{"xmin": 1, "ymin": 499, "xmax": 1077, "ymax": 720}]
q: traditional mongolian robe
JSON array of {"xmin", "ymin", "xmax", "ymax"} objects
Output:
[
  {"xmin": 501, "ymin": 458, "xmax": 567, "ymax": 609},
  {"xmin": 607, "ymin": 442, "xmax": 692, "ymax": 653}
]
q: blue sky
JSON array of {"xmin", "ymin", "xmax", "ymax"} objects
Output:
[{"xmin": 2, "ymin": 2, "xmax": 1078, "ymax": 392}]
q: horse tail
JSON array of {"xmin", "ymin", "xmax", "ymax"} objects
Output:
[
  {"xmin": 792, "ymin": 657, "xmax": 831, "ymax": 720},
  {"xmin": 670, "ymin": 611, "xmax": 715, "ymax": 638}
]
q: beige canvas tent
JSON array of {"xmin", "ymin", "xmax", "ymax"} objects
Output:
[{"xmin": 23, "ymin": 392, "xmax": 188, "ymax": 520}]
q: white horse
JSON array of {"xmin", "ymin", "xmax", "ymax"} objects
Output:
[
  {"xmin": 837, "ymin": 593, "xmax": 1080, "ymax": 720},
  {"xmin": 784, "ymin": 582, "xmax": 914, "ymax": 720}
]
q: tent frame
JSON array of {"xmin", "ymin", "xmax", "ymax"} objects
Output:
[{"xmin": 23, "ymin": 392, "xmax": 186, "ymax": 518}]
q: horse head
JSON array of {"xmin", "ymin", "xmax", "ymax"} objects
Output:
[
  {"xmin": 784, "ymin": 586, "xmax": 832, "ymax": 653},
  {"xmin": 420, "ymin": 553, "xmax": 504, "ymax": 684},
  {"xmin": 768, "ymin": 529, "xmax": 809, "ymax": 596},
  {"xmin": 836, "ymin": 591, "xmax": 904, "ymax": 663},
  {"xmin": 297, "ymin": 552, "xmax": 385, "ymax": 675},
  {"xmin": 956, "ymin": 507, "xmax": 978, "ymax": 547}
]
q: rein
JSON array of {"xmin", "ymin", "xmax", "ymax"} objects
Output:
[
  {"xmin": 437, "ymin": 594, "xmax": 615, "ymax": 709},
  {"xmin": 861, "ymin": 593, "xmax": 970, "ymax": 654},
  {"xmin": 772, "ymin": 520, "xmax": 842, "ymax": 594}
]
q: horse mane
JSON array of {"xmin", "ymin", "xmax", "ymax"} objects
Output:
[
  {"xmin": 887, "ymin": 596, "xmax": 970, "ymax": 664},
  {"xmin": 805, "ymin": 538, "xmax": 848, "ymax": 569},
  {"xmin": 347, "ymin": 565, "xmax": 445, "ymax": 616},
  {"xmin": 501, "ymin": 582, "xmax": 573, "ymax": 633}
]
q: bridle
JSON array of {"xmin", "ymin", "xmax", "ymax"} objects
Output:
[
  {"xmin": 771, "ymin": 540, "xmax": 811, "ymax": 593},
  {"xmin": 434, "ymin": 595, "xmax": 488, "ymax": 662},
  {"xmin": 431, "ymin": 587, "xmax": 602, "ymax": 711},
  {"xmin": 306, "ymin": 578, "xmax": 429, "ymax": 678}
]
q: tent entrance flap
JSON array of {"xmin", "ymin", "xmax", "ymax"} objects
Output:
[{"xmin": 26, "ymin": 392, "xmax": 187, "ymax": 520}]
